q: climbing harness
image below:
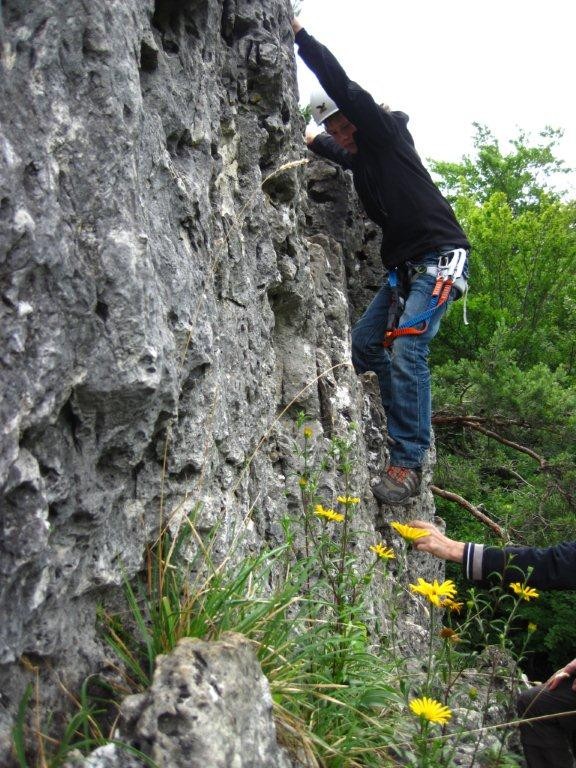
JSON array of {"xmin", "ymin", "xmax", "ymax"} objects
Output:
[{"xmin": 383, "ymin": 248, "xmax": 468, "ymax": 348}]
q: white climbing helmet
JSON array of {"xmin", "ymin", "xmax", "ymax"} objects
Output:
[{"xmin": 309, "ymin": 89, "xmax": 339, "ymax": 125}]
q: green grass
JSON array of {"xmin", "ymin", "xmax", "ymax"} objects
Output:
[{"xmin": 13, "ymin": 425, "xmax": 531, "ymax": 768}]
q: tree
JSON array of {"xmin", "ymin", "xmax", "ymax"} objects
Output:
[
  {"xmin": 433, "ymin": 126, "xmax": 576, "ymax": 371},
  {"xmin": 431, "ymin": 125, "xmax": 576, "ymax": 507},
  {"xmin": 430, "ymin": 127, "xmax": 576, "ymax": 673},
  {"xmin": 432, "ymin": 123, "xmax": 571, "ymax": 210}
]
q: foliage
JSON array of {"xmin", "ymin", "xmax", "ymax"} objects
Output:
[
  {"xmin": 431, "ymin": 125, "xmax": 576, "ymax": 676},
  {"xmin": 14, "ymin": 421, "xmax": 538, "ymax": 767},
  {"xmin": 521, "ymin": 591, "xmax": 576, "ymax": 677},
  {"xmin": 10, "ymin": 670, "xmax": 155, "ymax": 768},
  {"xmin": 300, "ymin": 103, "xmax": 312, "ymax": 123},
  {"xmin": 431, "ymin": 123, "xmax": 571, "ymax": 210},
  {"xmin": 99, "ymin": 425, "xmax": 413, "ymax": 767}
]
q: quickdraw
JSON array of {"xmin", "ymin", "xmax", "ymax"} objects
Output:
[{"xmin": 383, "ymin": 248, "xmax": 467, "ymax": 348}]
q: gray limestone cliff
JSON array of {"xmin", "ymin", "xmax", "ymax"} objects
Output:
[
  {"xmin": 0, "ymin": 0, "xmax": 442, "ymax": 764},
  {"xmin": 65, "ymin": 633, "xmax": 296, "ymax": 768}
]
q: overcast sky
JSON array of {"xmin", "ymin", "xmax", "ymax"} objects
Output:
[{"xmin": 293, "ymin": 0, "xmax": 575, "ymax": 195}]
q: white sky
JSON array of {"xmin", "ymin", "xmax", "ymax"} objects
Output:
[{"xmin": 294, "ymin": 0, "xmax": 576, "ymax": 195}]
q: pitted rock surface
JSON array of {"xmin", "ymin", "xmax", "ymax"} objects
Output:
[
  {"xmin": 0, "ymin": 1, "xmax": 441, "ymax": 763},
  {"xmin": 63, "ymin": 634, "xmax": 293, "ymax": 768}
]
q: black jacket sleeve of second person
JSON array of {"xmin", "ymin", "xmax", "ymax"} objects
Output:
[
  {"xmin": 294, "ymin": 28, "xmax": 396, "ymax": 145},
  {"xmin": 463, "ymin": 541, "xmax": 576, "ymax": 590}
]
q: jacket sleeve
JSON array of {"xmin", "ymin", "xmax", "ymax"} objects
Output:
[
  {"xmin": 295, "ymin": 28, "xmax": 397, "ymax": 144},
  {"xmin": 309, "ymin": 134, "xmax": 354, "ymax": 170},
  {"xmin": 463, "ymin": 541, "xmax": 576, "ymax": 590}
]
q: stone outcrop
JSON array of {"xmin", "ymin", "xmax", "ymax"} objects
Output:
[
  {"xmin": 64, "ymin": 633, "xmax": 293, "ymax": 768},
  {"xmin": 0, "ymin": 0, "xmax": 441, "ymax": 764}
]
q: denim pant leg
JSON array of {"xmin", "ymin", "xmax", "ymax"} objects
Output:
[
  {"xmin": 351, "ymin": 264, "xmax": 453, "ymax": 469},
  {"xmin": 351, "ymin": 282, "xmax": 394, "ymax": 411},
  {"xmin": 385, "ymin": 272, "xmax": 451, "ymax": 467}
]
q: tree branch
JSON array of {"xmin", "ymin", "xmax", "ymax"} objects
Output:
[
  {"xmin": 461, "ymin": 421, "xmax": 548, "ymax": 468},
  {"xmin": 484, "ymin": 466, "xmax": 533, "ymax": 487},
  {"xmin": 430, "ymin": 485, "xmax": 506, "ymax": 539},
  {"xmin": 432, "ymin": 414, "xmax": 547, "ymax": 468},
  {"xmin": 432, "ymin": 414, "xmax": 527, "ymax": 428}
]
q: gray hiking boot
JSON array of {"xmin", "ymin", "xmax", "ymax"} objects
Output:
[{"xmin": 372, "ymin": 466, "xmax": 422, "ymax": 505}]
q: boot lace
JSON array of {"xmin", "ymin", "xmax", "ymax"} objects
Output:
[{"xmin": 387, "ymin": 466, "xmax": 413, "ymax": 484}]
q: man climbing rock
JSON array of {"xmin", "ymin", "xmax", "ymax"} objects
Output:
[{"xmin": 292, "ymin": 18, "xmax": 470, "ymax": 504}]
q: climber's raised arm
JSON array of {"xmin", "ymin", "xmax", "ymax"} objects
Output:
[
  {"xmin": 292, "ymin": 19, "xmax": 396, "ymax": 145},
  {"xmin": 291, "ymin": 17, "xmax": 303, "ymax": 35}
]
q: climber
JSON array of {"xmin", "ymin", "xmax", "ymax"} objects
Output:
[
  {"xmin": 292, "ymin": 18, "xmax": 470, "ymax": 505},
  {"xmin": 409, "ymin": 519, "xmax": 576, "ymax": 768}
]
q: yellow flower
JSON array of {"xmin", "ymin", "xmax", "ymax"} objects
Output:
[
  {"xmin": 303, "ymin": 426, "xmax": 313, "ymax": 439},
  {"xmin": 298, "ymin": 476, "xmax": 308, "ymax": 488},
  {"xmin": 390, "ymin": 521, "xmax": 430, "ymax": 541},
  {"xmin": 440, "ymin": 627, "xmax": 461, "ymax": 643},
  {"xmin": 314, "ymin": 504, "xmax": 345, "ymax": 523},
  {"xmin": 510, "ymin": 583, "xmax": 540, "ymax": 601},
  {"xmin": 527, "ymin": 622, "xmax": 538, "ymax": 634},
  {"xmin": 370, "ymin": 543, "xmax": 396, "ymax": 560},
  {"xmin": 409, "ymin": 697, "xmax": 452, "ymax": 725},
  {"xmin": 410, "ymin": 578, "xmax": 457, "ymax": 607},
  {"xmin": 337, "ymin": 495, "xmax": 361, "ymax": 505},
  {"xmin": 443, "ymin": 598, "xmax": 464, "ymax": 613}
]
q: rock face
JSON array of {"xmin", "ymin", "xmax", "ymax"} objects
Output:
[
  {"xmin": 0, "ymin": 0, "xmax": 441, "ymax": 764},
  {"xmin": 63, "ymin": 634, "xmax": 293, "ymax": 768}
]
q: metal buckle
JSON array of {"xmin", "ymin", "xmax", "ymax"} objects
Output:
[{"xmin": 438, "ymin": 248, "xmax": 467, "ymax": 280}]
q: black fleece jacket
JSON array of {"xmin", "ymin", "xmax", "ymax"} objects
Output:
[
  {"xmin": 295, "ymin": 28, "xmax": 470, "ymax": 268},
  {"xmin": 464, "ymin": 541, "xmax": 576, "ymax": 591}
]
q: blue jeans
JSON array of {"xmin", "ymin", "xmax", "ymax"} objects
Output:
[{"xmin": 351, "ymin": 251, "xmax": 464, "ymax": 468}]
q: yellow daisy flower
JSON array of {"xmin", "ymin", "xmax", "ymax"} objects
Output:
[
  {"xmin": 390, "ymin": 521, "xmax": 430, "ymax": 541},
  {"xmin": 314, "ymin": 504, "xmax": 345, "ymax": 523},
  {"xmin": 337, "ymin": 495, "xmax": 361, "ymax": 505},
  {"xmin": 410, "ymin": 578, "xmax": 457, "ymax": 607},
  {"xmin": 409, "ymin": 697, "xmax": 452, "ymax": 725},
  {"xmin": 303, "ymin": 426, "xmax": 313, "ymax": 439},
  {"xmin": 527, "ymin": 622, "xmax": 538, "ymax": 634},
  {"xmin": 443, "ymin": 598, "xmax": 464, "ymax": 613},
  {"xmin": 510, "ymin": 583, "xmax": 540, "ymax": 601},
  {"xmin": 370, "ymin": 543, "xmax": 396, "ymax": 560}
]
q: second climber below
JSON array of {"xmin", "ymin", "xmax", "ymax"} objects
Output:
[{"xmin": 292, "ymin": 17, "xmax": 470, "ymax": 505}]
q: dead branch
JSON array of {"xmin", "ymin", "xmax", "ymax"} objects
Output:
[
  {"xmin": 430, "ymin": 485, "xmax": 506, "ymax": 539},
  {"xmin": 432, "ymin": 414, "xmax": 527, "ymax": 428},
  {"xmin": 461, "ymin": 421, "xmax": 548, "ymax": 468},
  {"xmin": 433, "ymin": 414, "xmax": 548, "ymax": 468}
]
